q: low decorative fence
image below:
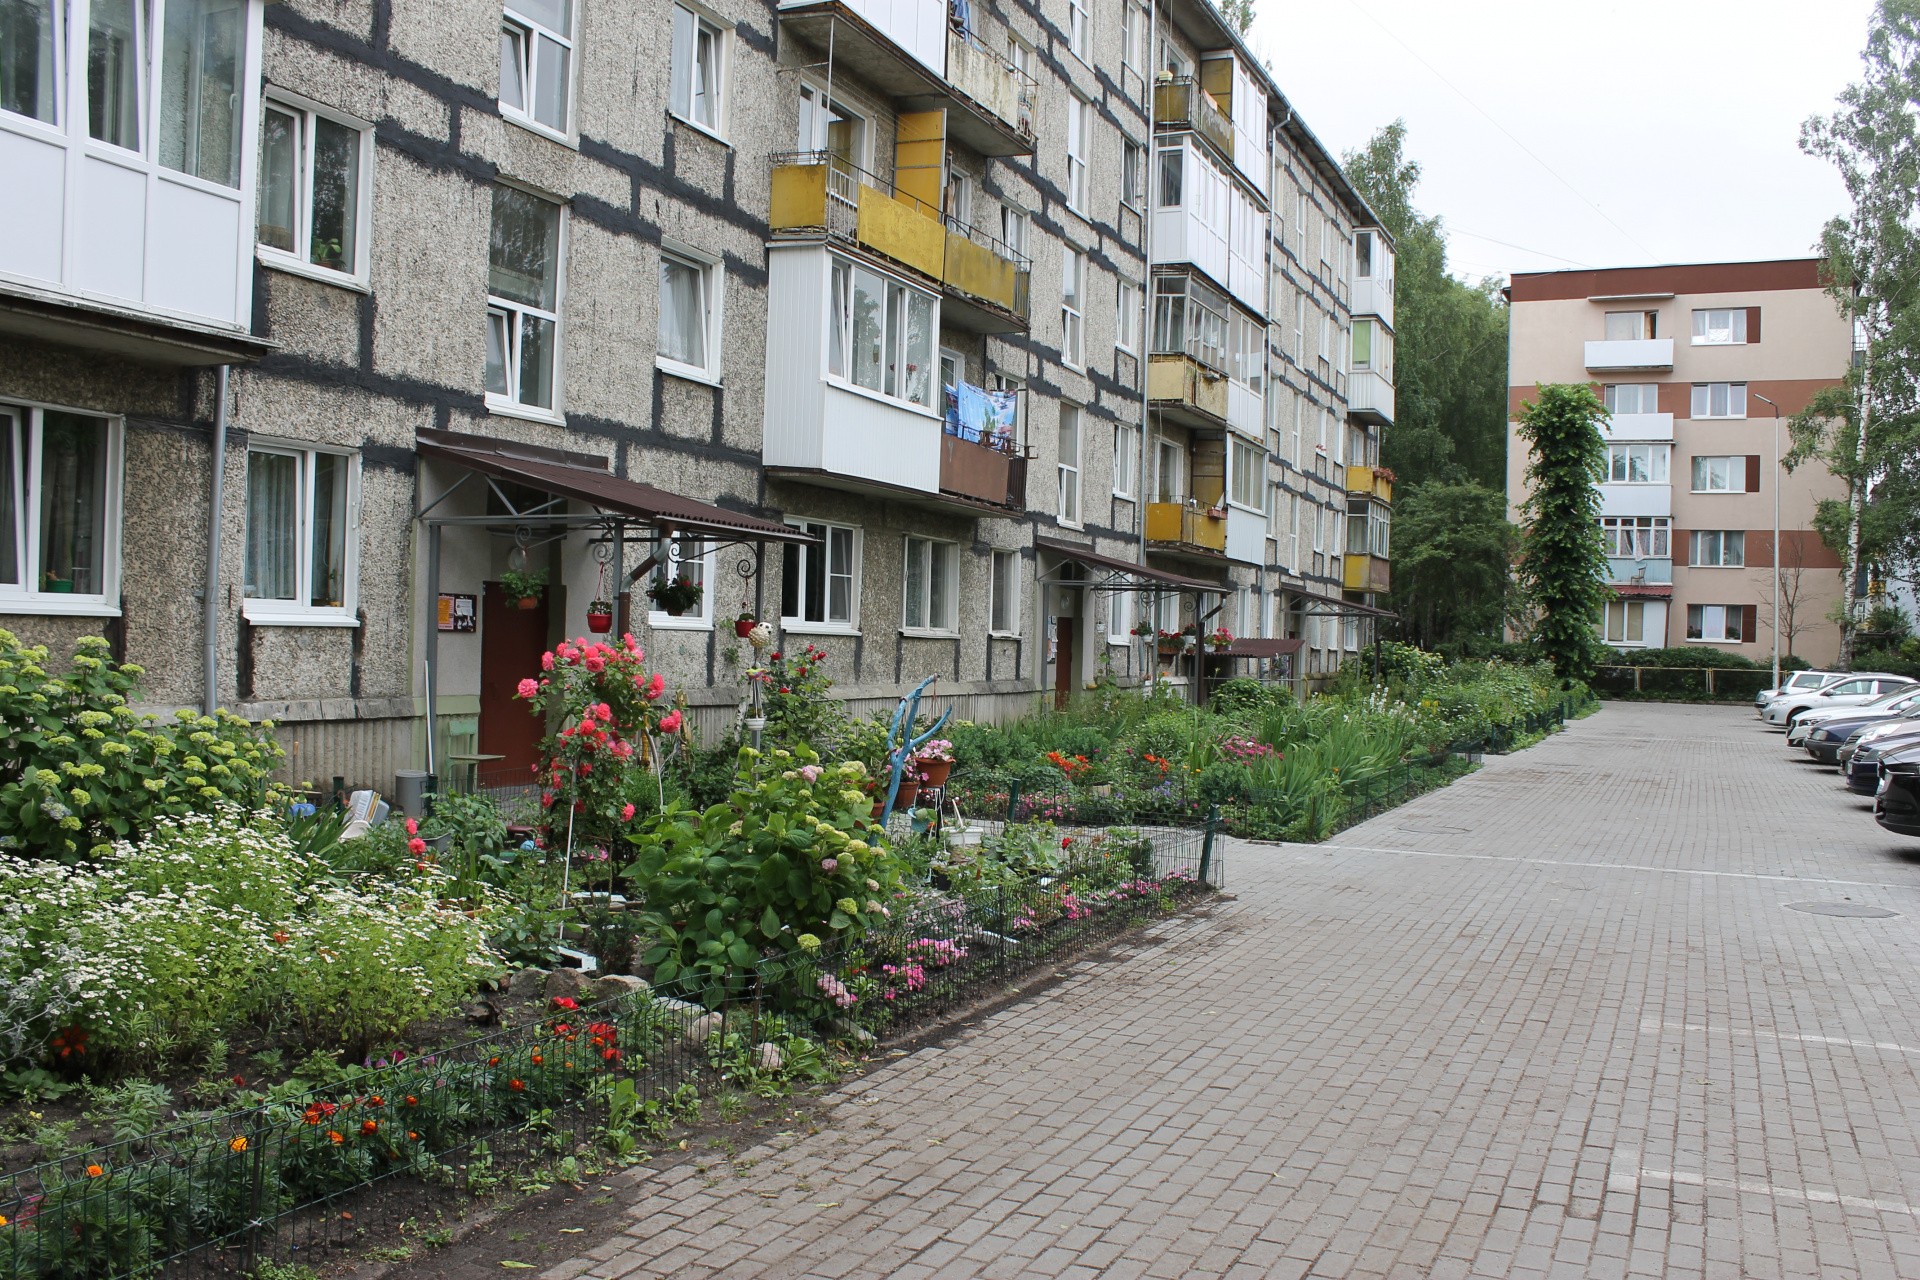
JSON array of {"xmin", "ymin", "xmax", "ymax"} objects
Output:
[
  {"xmin": 1592, "ymin": 665, "xmax": 1774, "ymax": 703},
  {"xmin": 0, "ymin": 831, "xmax": 1214, "ymax": 1280}
]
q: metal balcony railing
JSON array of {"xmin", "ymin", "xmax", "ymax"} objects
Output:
[{"xmin": 1152, "ymin": 76, "xmax": 1234, "ymax": 160}]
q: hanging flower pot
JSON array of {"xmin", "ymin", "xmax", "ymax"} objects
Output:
[
  {"xmin": 734, "ymin": 613, "xmax": 757, "ymax": 639},
  {"xmin": 916, "ymin": 757, "xmax": 954, "ymax": 789},
  {"xmin": 500, "ymin": 568, "xmax": 546, "ymax": 610},
  {"xmin": 586, "ymin": 599, "xmax": 615, "ymax": 633},
  {"xmin": 893, "ymin": 779, "xmax": 922, "ymax": 810}
]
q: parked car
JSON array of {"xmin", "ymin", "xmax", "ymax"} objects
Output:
[
  {"xmin": 1873, "ymin": 748, "xmax": 1920, "ymax": 835},
  {"xmin": 1755, "ymin": 669, "xmax": 1847, "ymax": 713},
  {"xmin": 1763, "ymin": 675, "xmax": 1916, "ymax": 729},
  {"xmin": 1846, "ymin": 729, "xmax": 1920, "ymax": 794},
  {"xmin": 1791, "ymin": 689, "xmax": 1920, "ymax": 752},
  {"xmin": 1839, "ymin": 712, "xmax": 1920, "ymax": 765}
]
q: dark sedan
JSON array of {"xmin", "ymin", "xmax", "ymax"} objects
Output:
[
  {"xmin": 1847, "ymin": 728, "xmax": 1920, "ymax": 793},
  {"xmin": 1874, "ymin": 749, "xmax": 1920, "ymax": 835},
  {"xmin": 1805, "ymin": 705, "xmax": 1920, "ymax": 764}
]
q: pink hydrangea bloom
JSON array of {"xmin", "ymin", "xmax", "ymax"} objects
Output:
[{"xmin": 799, "ymin": 765, "xmax": 822, "ymax": 782}]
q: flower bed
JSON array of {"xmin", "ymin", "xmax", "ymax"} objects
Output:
[{"xmin": 0, "ymin": 834, "xmax": 1212, "ymax": 1280}]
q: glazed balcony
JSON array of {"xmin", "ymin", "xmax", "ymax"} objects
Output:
[
  {"xmin": 774, "ymin": 0, "xmax": 1034, "ymax": 155},
  {"xmin": 1348, "ymin": 368, "xmax": 1394, "ymax": 426},
  {"xmin": 1352, "ymin": 273, "xmax": 1394, "ymax": 327},
  {"xmin": 769, "ymin": 153, "xmax": 1030, "ymax": 331},
  {"xmin": 1345, "ymin": 465, "xmax": 1393, "ymax": 505},
  {"xmin": 1607, "ymin": 556, "xmax": 1673, "ymax": 585},
  {"xmin": 1146, "ymin": 502, "xmax": 1228, "ymax": 556},
  {"xmin": 1343, "ymin": 554, "xmax": 1392, "ymax": 594},
  {"xmin": 1153, "ymin": 76, "xmax": 1234, "ymax": 162}
]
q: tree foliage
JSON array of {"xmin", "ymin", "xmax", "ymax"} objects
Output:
[
  {"xmin": 1791, "ymin": 0, "xmax": 1920, "ymax": 665},
  {"xmin": 1514, "ymin": 384, "xmax": 1611, "ymax": 683},
  {"xmin": 1385, "ymin": 482, "xmax": 1519, "ymax": 653},
  {"xmin": 1218, "ymin": 0, "xmax": 1254, "ymax": 34},
  {"xmin": 1342, "ymin": 121, "xmax": 1511, "ymax": 489}
]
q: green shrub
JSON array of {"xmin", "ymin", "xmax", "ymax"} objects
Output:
[{"xmin": 0, "ymin": 632, "xmax": 284, "ymax": 861}]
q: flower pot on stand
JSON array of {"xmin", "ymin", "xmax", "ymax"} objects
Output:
[
  {"xmin": 916, "ymin": 757, "xmax": 953, "ymax": 789},
  {"xmin": 893, "ymin": 780, "xmax": 922, "ymax": 811}
]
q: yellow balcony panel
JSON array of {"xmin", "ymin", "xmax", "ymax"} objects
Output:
[
  {"xmin": 941, "ymin": 225, "xmax": 1031, "ymax": 332},
  {"xmin": 1146, "ymin": 502, "xmax": 1228, "ymax": 553},
  {"xmin": 1148, "ymin": 353, "xmax": 1229, "ymax": 431},
  {"xmin": 1344, "ymin": 464, "xmax": 1393, "ymax": 505},
  {"xmin": 1153, "ymin": 77, "xmax": 1233, "ymax": 161},
  {"xmin": 770, "ymin": 161, "xmax": 831, "ymax": 231},
  {"xmin": 1343, "ymin": 554, "xmax": 1391, "ymax": 594},
  {"xmin": 855, "ymin": 186, "xmax": 946, "ymax": 279}
]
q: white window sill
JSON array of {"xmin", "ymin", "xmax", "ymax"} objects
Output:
[
  {"xmin": 0, "ymin": 597, "xmax": 121, "ymax": 618},
  {"xmin": 243, "ymin": 606, "xmax": 361, "ymax": 628},
  {"xmin": 1688, "ymin": 564, "xmax": 1745, "ymax": 571},
  {"xmin": 1113, "ymin": 491, "xmax": 1136, "ymax": 502},
  {"xmin": 1690, "ymin": 339, "xmax": 1747, "ymax": 347},
  {"xmin": 1684, "ymin": 637, "xmax": 1744, "ymax": 644},
  {"xmin": 667, "ymin": 111, "xmax": 730, "ymax": 147},
  {"xmin": 257, "ymin": 249, "xmax": 371, "ymax": 293},
  {"xmin": 1689, "ymin": 489, "xmax": 1736, "ymax": 495},
  {"xmin": 823, "ymin": 375, "xmax": 941, "ymax": 420},
  {"xmin": 648, "ymin": 614, "xmax": 713, "ymax": 631},
  {"xmin": 900, "ymin": 628, "xmax": 960, "ymax": 640},
  {"xmin": 990, "ymin": 630, "xmax": 1022, "ymax": 640},
  {"xmin": 657, "ymin": 358, "xmax": 723, "ymax": 388},
  {"xmin": 779, "ymin": 622, "xmax": 860, "ymax": 637},
  {"xmin": 500, "ymin": 108, "xmax": 577, "ymax": 148},
  {"xmin": 487, "ymin": 396, "xmax": 566, "ymax": 427}
]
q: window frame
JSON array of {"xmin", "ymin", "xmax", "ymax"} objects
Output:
[
  {"xmin": 1115, "ymin": 277, "xmax": 1140, "ymax": 355},
  {"xmin": 1065, "ymin": 93, "xmax": 1090, "ymax": 213},
  {"xmin": 1600, "ymin": 515, "xmax": 1670, "ymax": 559},
  {"xmin": 1603, "ymin": 599, "xmax": 1646, "ymax": 646},
  {"xmin": 1113, "ymin": 422, "xmax": 1137, "ymax": 498},
  {"xmin": 499, "ymin": 0, "xmax": 578, "ymax": 140},
  {"xmin": 241, "ymin": 439, "xmax": 362, "ymax": 627},
  {"xmin": 825, "ymin": 254, "xmax": 941, "ymax": 414},
  {"xmin": 1691, "ymin": 455, "xmax": 1739, "ymax": 494},
  {"xmin": 255, "ymin": 89, "xmax": 374, "ymax": 289},
  {"xmin": 0, "ymin": 401, "xmax": 126, "ymax": 618},
  {"xmin": 1061, "ymin": 247, "xmax": 1086, "ymax": 369},
  {"xmin": 1686, "ymin": 603, "xmax": 1746, "ymax": 643},
  {"xmin": 1602, "ymin": 383, "xmax": 1659, "ymax": 415},
  {"xmin": 646, "ymin": 534, "xmax": 715, "ymax": 629},
  {"xmin": 1689, "ymin": 529, "xmax": 1746, "ymax": 569},
  {"xmin": 485, "ymin": 184, "xmax": 568, "ymax": 423},
  {"xmin": 1067, "ymin": 0, "xmax": 1090, "ymax": 62},
  {"xmin": 1121, "ymin": 138, "xmax": 1145, "ymax": 211},
  {"xmin": 989, "ymin": 548, "xmax": 1022, "ymax": 637},
  {"xmin": 1056, "ymin": 403, "xmax": 1083, "ymax": 527},
  {"xmin": 1691, "ymin": 307, "xmax": 1748, "ymax": 346},
  {"xmin": 656, "ymin": 242, "xmax": 724, "ymax": 385},
  {"xmin": 1606, "ymin": 442, "xmax": 1669, "ymax": 485},
  {"xmin": 1690, "ymin": 382, "xmax": 1748, "ymax": 419},
  {"xmin": 781, "ymin": 518, "xmax": 861, "ymax": 633},
  {"xmin": 901, "ymin": 535, "xmax": 960, "ymax": 636},
  {"xmin": 668, "ymin": 0, "xmax": 732, "ymax": 142},
  {"xmin": 1227, "ymin": 436, "xmax": 1264, "ymax": 512}
]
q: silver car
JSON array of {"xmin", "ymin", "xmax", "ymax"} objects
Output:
[
  {"xmin": 1756, "ymin": 669, "xmax": 1847, "ymax": 714},
  {"xmin": 1764, "ymin": 675, "xmax": 1917, "ymax": 729}
]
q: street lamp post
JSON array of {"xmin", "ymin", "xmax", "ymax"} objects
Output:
[{"xmin": 1753, "ymin": 392, "xmax": 1782, "ymax": 690}]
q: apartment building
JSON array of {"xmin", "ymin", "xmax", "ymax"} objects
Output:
[
  {"xmin": 1506, "ymin": 259, "xmax": 1850, "ymax": 665},
  {"xmin": 0, "ymin": 0, "xmax": 1390, "ymax": 788}
]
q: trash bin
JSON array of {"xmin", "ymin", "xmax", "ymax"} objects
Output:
[{"xmin": 393, "ymin": 770, "xmax": 436, "ymax": 820}]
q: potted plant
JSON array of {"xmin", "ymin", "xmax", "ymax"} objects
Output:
[
  {"xmin": 913, "ymin": 738, "xmax": 955, "ymax": 788},
  {"xmin": 734, "ymin": 611, "xmax": 758, "ymax": 639},
  {"xmin": 893, "ymin": 769, "xmax": 923, "ymax": 811},
  {"xmin": 500, "ymin": 568, "xmax": 546, "ymax": 609},
  {"xmin": 648, "ymin": 573, "xmax": 703, "ymax": 617},
  {"xmin": 586, "ymin": 598, "xmax": 615, "ymax": 633},
  {"xmin": 1130, "ymin": 621, "xmax": 1156, "ymax": 640},
  {"xmin": 1156, "ymin": 629, "xmax": 1185, "ymax": 657},
  {"xmin": 1205, "ymin": 626, "xmax": 1234, "ymax": 652}
]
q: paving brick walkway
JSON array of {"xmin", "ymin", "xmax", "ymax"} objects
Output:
[{"xmin": 549, "ymin": 704, "xmax": 1920, "ymax": 1279}]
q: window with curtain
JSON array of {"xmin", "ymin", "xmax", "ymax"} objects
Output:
[
  {"xmin": 486, "ymin": 185, "xmax": 563, "ymax": 412},
  {"xmin": 244, "ymin": 445, "xmax": 356, "ymax": 617},
  {"xmin": 903, "ymin": 537, "xmax": 957, "ymax": 631},
  {"xmin": 1689, "ymin": 530, "xmax": 1745, "ymax": 568},
  {"xmin": 0, "ymin": 405, "xmax": 121, "ymax": 604},
  {"xmin": 87, "ymin": 0, "xmax": 143, "ymax": 149},
  {"xmin": 1229, "ymin": 437, "xmax": 1263, "ymax": 509},
  {"xmin": 257, "ymin": 95, "xmax": 370, "ymax": 278},
  {"xmin": 1691, "ymin": 455, "xmax": 1738, "ymax": 492},
  {"xmin": 658, "ymin": 250, "xmax": 717, "ymax": 377},
  {"xmin": 826, "ymin": 257, "xmax": 936, "ymax": 410},
  {"xmin": 500, "ymin": 0, "xmax": 573, "ymax": 134},
  {"xmin": 1604, "ymin": 600, "xmax": 1646, "ymax": 645},
  {"xmin": 782, "ymin": 520, "xmax": 858, "ymax": 627},
  {"xmin": 1602, "ymin": 383, "xmax": 1659, "ymax": 415},
  {"xmin": 1691, "ymin": 382, "xmax": 1747, "ymax": 418},
  {"xmin": 1692, "ymin": 308, "xmax": 1747, "ymax": 344}
]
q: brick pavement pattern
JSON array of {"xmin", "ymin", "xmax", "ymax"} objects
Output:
[{"xmin": 550, "ymin": 704, "xmax": 1920, "ymax": 1279}]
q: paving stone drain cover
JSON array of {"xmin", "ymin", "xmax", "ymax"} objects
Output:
[{"xmin": 1786, "ymin": 901, "xmax": 1901, "ymax": 919}]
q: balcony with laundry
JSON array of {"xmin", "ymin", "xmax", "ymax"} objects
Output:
[
  {"xmin": 774, "ymin": 0, "xmax": 1035, "ymax": 155},
  {"xmin": 769, "ymin": 132, "xmax": 1030, "ymax": 332},
  {"xmin": 940, "ymin": 379, "xmax": 1028, "ymax": 510}
]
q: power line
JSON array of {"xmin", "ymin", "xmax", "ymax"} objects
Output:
[
  {"xmin": 1444, "ymin": 227, "xmax": 1593, "ymax": 269},
  {"xmin": 1343, "ymin": 0, "xmax": 1662, "ymax": 262}
]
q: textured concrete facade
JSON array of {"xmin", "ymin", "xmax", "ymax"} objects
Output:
[{"xmin": 0, "ymin": 0, "xmax": 1389, "ymax": 788}]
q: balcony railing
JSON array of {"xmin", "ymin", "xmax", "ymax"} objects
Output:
[
  {"xmin": 1147, "ymin": 353, "xmax": 1228, "ymax": 427},
  {"xmin": 1145, "ymin": 501, "xmax": 1228, "ymax": 553},
  {"xmin": 939, "ymin": 430, "xmax": 1027, "ymax": 507},
  {"xmin": 1584, "ymin": 338, "xmax": 1674, "ymax": 371},
  {"xmin": 1607, "ymin": 556, "xmax": 1673, "ymax": 585},
  {"xmin": 1342, "ymin": 554, "xmax": 1392, "ymax": 594},
  {"xmin": 769, "ymin": 152, "xmax": 1030, "ymax": 324},
  {"xmin": 1153, "ymin": 76, "xmax": 1234, "ymax": 160},
  {"xmin": 946, "ymin": 19, "xmax": 1037, "ymax": 146},
  {"xmin": 1345, "ymin": 465, "xmax": 1393, "ymax": 505}
]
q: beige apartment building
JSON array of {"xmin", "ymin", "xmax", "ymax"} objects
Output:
[{"xmin": 1507, "ymin": 259, "xmax": 1850, "ymax": 665}]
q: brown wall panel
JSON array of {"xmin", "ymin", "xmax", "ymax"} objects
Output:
[{"xmin": 1509, "ymin": 258, "xmax": 1824, "ymax": 303}]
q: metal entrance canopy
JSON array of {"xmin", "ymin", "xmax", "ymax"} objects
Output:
[{"xmin": 1034, "ymin": 535, "xmax": 1219, "ymax": 594}]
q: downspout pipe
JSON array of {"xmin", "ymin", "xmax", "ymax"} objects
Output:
[{"xmin": 203, "ymin": 365, "xmax": 230, "ymax": 716}]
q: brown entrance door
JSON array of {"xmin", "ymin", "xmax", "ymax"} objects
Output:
[
  {"xmin": 479, "ymin": 583, "xmax": 550, "ymax": 781},
  {"xmin": 1054, "ymin": 616, "xmax": 1075, "ymax": 710}
]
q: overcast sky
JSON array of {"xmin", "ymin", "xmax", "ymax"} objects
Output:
[{"xmin": 1243, "ymin": 0, "xmax": 1877, "ymax": 283}]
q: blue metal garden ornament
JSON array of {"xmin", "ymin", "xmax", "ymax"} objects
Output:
[{"xmin": 881, "ymin": 676, "xmax": 953, "ymax": 815}]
